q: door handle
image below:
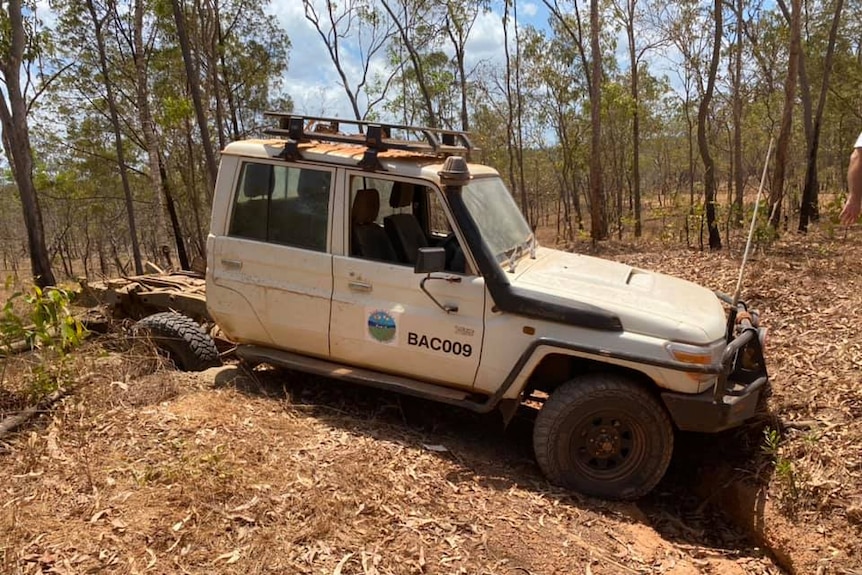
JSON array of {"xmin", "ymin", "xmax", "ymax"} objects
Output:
[
  {"xmin": 221, "ymin": 259, "xmax": 242, "ymax": 270},
  {"xmin": 348, "ymin": 280, "xmax": 372, "ymax": 292}
]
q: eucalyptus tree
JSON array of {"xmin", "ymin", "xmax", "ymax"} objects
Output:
[
  {"xmin": 302, "ymin": 0, "xmax": 397, "ymax": 122},
  {"xmin": 725, "ymin": 0, "xmax": 746, "ymax": 228},
  {"xmin": 609, "ymin": 0, "xmax": 668, "ymax": 237},
  {"xmin": 589, "ymin": 0, "xmax": 606, "ymax": 240},
  {"xmin": 663, "ymin": 0, "xmax": 714, "ymax": 246},
  {"xmin": 84, "ymin": 0, "xmax": 144, "ymax": 274},
  {"xmin": 171, "ymin": 0, "xmax": 218, "ymax": 190},
  {"xmin": 443, "ymin": 0, "xmax": 487, "ymax": 131},
  {"xmin": 0, "ymin": 0, "xmax": 58, "ymax": 286},
  {"xmin": 768, "ymin": 0, "xmax": 801, "ymax": 230},
  {"xmin": 543, "ymin": 0, "xmax": 607, "ymax": 241},
  {"xmin": 380, "ymin": 0, "xmax": 441, "ymax": 126},
  {"xmin": 127, "ymin": 0, "xmax": 187, "ymax": 268},
  {"xmin": 194, "ymin": 0, "xmax": 291, "ymax": 139},
  {"xmin": 697, "ymin": 0, "xmax": 723, "ymax": 249},
  {"xmin": 527, "ymin": 29, "xmax": 589, "ymax": 239},
  {"xmin": 502, "ymin": 0, "xmax": 526, "ymax": 219},
  {"xmin": 151, "ymin": 0, "xmax": 289, "ymax": 253},
  {"xmin": 798, "ymin": 0, "xmax": 845, "ymax": 231}
]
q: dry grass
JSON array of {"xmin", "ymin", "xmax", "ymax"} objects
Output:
[
  {"xmin": 610, "ymin": 228, "xmax": 862, "ymax": 573},
  {"xmin": 0, "ymin": 358, "xmax": 782, "ymax": 575},
  {"xmin": 2, "ymin": 227, "xmax": 860, "ymax": 574}
]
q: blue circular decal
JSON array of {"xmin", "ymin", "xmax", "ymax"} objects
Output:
[{"xmin": 368, "ymin": 310, "xmax": 397, "ymax": 343}]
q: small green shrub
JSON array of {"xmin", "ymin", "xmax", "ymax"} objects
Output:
[
  {"xmin": 1, "ymin": 282, "xmax": 86, "ymax": 354},
  {"xmin": 1, "ymin": 281, "xmax": 87, "ymax": 401}
]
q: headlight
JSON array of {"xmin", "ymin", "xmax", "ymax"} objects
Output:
[
  {"xmin": 666, "ymin": 341, "xmax": 725, "ymax": 389},
  {"xmin": 666, "ymin": 340, "xmax": 725, "ymax": 371}
]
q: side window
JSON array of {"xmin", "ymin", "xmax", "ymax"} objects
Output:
[
  {"xmin": 426, "ymin": 189, "xmax": 453, "ymax": 238},
  {"xmin": 229, "ymin": 162, "xmax": 331, "ymax": 252}
]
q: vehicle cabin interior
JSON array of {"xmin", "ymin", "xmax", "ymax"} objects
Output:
[
  {"xmin": 229, "ymin": 162, "xmax": 331, "ymax": 252},
  {"xmin": 349, "ymin": 177, "xmax": 466, "ymax": 273},
  {"xmin": 228, "ymin": 165, "xmax": 466, "ymax": 272}
]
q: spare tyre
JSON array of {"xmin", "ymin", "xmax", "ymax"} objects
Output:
[{"xmin": 134, "ymin": 312, "xmax": 221, "ymax": 371}]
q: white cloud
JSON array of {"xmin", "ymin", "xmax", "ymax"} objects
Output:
[
  {"xmin": 463, "ymin": 9, "xmax": 507, "ymax": 71},
  {"xmin": 522, "ymin": 3, "xmax": 539, "ymax": 18},
  {"xmin": 268, "ymin": 1, "xmax": 360, "ymax": 119},
  {"xmin": 269, "ymin": 2, "xmax": 551, "ymax": 123}
]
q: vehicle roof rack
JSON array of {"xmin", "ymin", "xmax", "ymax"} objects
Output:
[{"xmin": 262, "ymin": 113, "xmax": 475, "ymax": 169}]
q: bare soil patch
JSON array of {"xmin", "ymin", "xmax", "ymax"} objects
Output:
[
  {"xmin": 1, "ymin": 358, "xmax": 780, "ymax": 574},
  {"xmin": 607, "ymin": 231, "xmax": 862, "ymax": 574},
  {"xmin": 2, "ymin": 230, "xmax": 858, "ymax": 574}
]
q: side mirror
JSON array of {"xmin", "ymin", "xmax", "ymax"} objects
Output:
[{"xmin": 414, "ymin": 247, "xmax": 446, "ymax": 274}]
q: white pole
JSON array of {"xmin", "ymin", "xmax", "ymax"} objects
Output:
[{"xmin": 733, "ymin": 138, "xmax": 774, "ymax": 306}]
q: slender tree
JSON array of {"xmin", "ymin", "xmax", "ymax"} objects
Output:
[
  {"xmin": 380, "ymin": 0, "xmax": 438, "ymax": 127},
  {"xmin": 798, "ymin": 0, "xmax": 844, "ymax": 231},
  {"xmin": 172, "ymin": 0, "xmax": 219, "ymax": 190},
  {"xmin": 769, "ymin": 0, "xmax": 801, "ymax": 229},
  {"xmin": 589, "ymin": 0, "xmax": 606, "ymax": 240},
  {"xmin": 0, "ymin": 0, "xmax": 57, "ymax": 286},
  {"xmin": 128, "ymin": 0, "xmax": 189, "ymax": 269},
  {"xmin": 730, "ymin": 0, "xmax": 745, "ymax": 227},
  {"xmin": 83, "ymin": 0, "xmax": 144, "ymax": 275},
  {"xmin": 303, "ymin": 0, "xmax": 397, "ymax": 121},
  {"xmin": 698, "ymin": 0, "xmax": 722, "ymax": 249}
]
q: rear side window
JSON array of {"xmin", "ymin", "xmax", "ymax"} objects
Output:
[{"xmin": 229, "ymin": 162, "xmax": 331, "ymax": 252}]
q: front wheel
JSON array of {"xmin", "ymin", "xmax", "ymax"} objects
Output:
[{"xmin": 532, "ymin": 374, "xmax": 674, "ymax": 500}]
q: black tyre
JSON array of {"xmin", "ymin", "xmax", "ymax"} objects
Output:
[
  {"xmin": 533, "ymin": 373, "xmax": 673, "ymax": 500},
  {"xmin": 134, "ymin": 312, "xmax": 221, "ymax": 371}
]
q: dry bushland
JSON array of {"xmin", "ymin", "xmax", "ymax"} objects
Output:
[{"xmin": 1, "ymin": 230, "xmax": 860, "ymax": 574}]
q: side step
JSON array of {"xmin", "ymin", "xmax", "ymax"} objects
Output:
[{"xmin": 236, "ymin": 345, "xmax": 493, "ymax": 412}]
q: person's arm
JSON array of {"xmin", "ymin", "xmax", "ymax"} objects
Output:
[{"xmin": 840, "ymin": 137, "xmax": 862, "ymax": 226}]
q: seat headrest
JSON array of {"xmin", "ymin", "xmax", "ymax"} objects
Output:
[
  {"xmin": 388, "ymin": 181, "xmax": 415, "ymax": 208},
  {"xmin": 242, "ymin": 163, "xmax": 273, "ymax": 198},
  {"xmin": 298, "ymin": 169, "xmax": 330, "ymax": 200},
  {"xmin": 352, "ymin": 189, "xmax": 380, "ymax": 225}
]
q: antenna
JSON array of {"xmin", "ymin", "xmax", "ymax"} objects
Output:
[{"xmin": 732, "ymin": 137, "xmax": 774, "ymax": 308}]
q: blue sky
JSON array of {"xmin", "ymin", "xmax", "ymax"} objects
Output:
[{"xmin": 268, "ymin": 1, "xmax": 545, "ymax": 119}]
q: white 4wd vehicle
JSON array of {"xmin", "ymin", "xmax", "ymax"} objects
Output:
[{"xmin": 203, "ymin": 114, "xmax": 768, "ymax": 500}]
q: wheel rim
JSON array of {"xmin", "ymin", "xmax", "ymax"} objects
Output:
[{"xmin": 570, "ymin": 410, "xmax": 645, "ymax": 482}]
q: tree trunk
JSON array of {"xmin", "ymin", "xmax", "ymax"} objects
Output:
[
  {"xmin": 589, "ymin": 0, "xmax": 606, "ymax": 241},
  {"xmin": 502, "ymin": 1, "xmax": 521, "ymax": 214},
  {"xmin": 380, "ymin": 0, "xmax": 438, "ymax": 127},
  {"xmin": 769, "ymin": 0, "xmax": 801, "ymax": 229},
  {"xmin": 0, "ymin": 0, "xmax": 56, "ymax": 287},
  {"xmin": 776, "ymin": 0, "xmax": 813, "ymax": 162},
  {"xmin": 85, "ymin": 0, "xmax": 144, "ymax": 275},
  {"xmin": 513, "ymin": 0, "xmax": 529, "ymax": 226},
  {"xmin": 206, "ymin": 0, "xmax": 228, "ymax": 151},
  {"xmin": 732, "ymin": 0, "xmax": 744, "ymax": 227},
  {"xmin": 172, "ymin": 0, "xmax": 219, "ymax": 191},
  {"xmin": 798, "ymin": 0, "xmax": 844, "ymax": 231},
  {"xmin": 444, "ymin": 1, "xmax": 470, "ymax": 131},
  {"xmin": 158, "ymin": 152, "xmax": 190, "ymax": 270},
  {"xmin": 698, "ymin": 0, "xmax": 723, "ymax": 250},
  {"xmin": 626, "ymin": 0, "xmax": 642, "ymax": 237},
  {"xmin": 133, "ymin": 0, "xmax": 174, "ymax": 267}
]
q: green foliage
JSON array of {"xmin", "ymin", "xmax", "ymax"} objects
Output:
[
  {"xmin": 761, "ymin": 425, "xmax": 801, "ymax": 512},
  {"xmin": 749, "ymin": 200, "xmax": 779, "ymax": 246},
  {"xmin": 1, "ymin": 280, "xmax": 86, "ymax": 399},
  {"xmin": 1, "ymin": 281, "xmax": 86, "ymax": 354},
  {"xmin": 761, "ymin": 426, "xmax": 781, "ymax": 457}
]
